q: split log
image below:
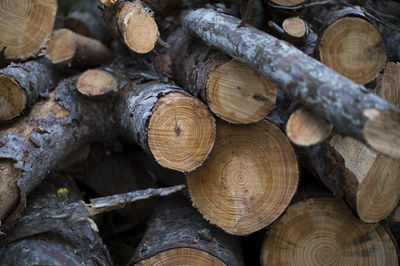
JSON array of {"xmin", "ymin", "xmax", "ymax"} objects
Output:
[
  {"xmin": 130, "ymin": 196, "xmax": 244, "ymax": 266},
  {"xmin": 46, "ymin": 29, "xmax": 114, "ymax": 69},
  {"xmin": 0, "ymin": 0, "xmax": 57, "ymax": 60},
  {"xmin": 158, "ymin": 27, "xmax": 277, "ymax": 124},
  {"xmin": 102, "ymin": 0, "xmax": 159, "ymax": 54},
  {"xmin": 184, "ymin": 8, "xmax": 400, "ymax": 159},
  {"xmin": 0, "ymin": 59, "xmax": 64, "ymax": 121},
  {"xmin": 186, "ymin": 119, "xmax": 299, "ymax": 235},
  {"xmin": 317, "ymin": 8, "xmax": 387, "ymax": 85},
  {"xmin": 0, "ymin": 59, "xmax": 215, "ymax": 228},
  {"xmin": 0, "ymin": 175, "xmax": 113, "ymax": 265},
  {"xmin": 261, "ymin": 197, "xmax": 399, "ymax": 265}
]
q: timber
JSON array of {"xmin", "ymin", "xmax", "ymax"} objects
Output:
[
  {"xmin": 45, "ymin": 29, "xmax": 114, "ymax": 69},
  {"xmin": 130, "ymin": 196, "xmax": 244, "ymax": 266},
  {"xmin": 375, "ymin": 62, "xmax": 400, "ymax": 107},
  {"xmin": 0, "ymin": 59, "xmax": 64, "ymax": 121},
  {"xmin": 0, "ymin": 175, "xmax": 113, "ymax": 265},
  {"xmin": 186, "ymin": 119, "xmax": 299, "ymax": 235},
  {"xmin": 0, "ymin": 59, "xmax": 215, "ymax": 228},
  {"xmin": 261, "ymin": 197, "xmax": 399, "ymax": 265},
  {"xmin": 268, "ymin": 0, "xmax": 307, "ymax": 6},
  {"xmin": 0, "ymin": 0, "xmax": 57, "ymax": 60},
  {"xmin": 103, "ymin": 0, "xmax": 159, "ymax": 54},
  {"xmin": 184, "ymin": 8, "xmax": 400, "ymax": 159},
  {"xmin": 161, "ymin": 27, "xmax": 277, "ymax": 124}
]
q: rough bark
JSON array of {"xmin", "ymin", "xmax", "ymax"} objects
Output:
[
  {"xmin": 158, "ymin": 27, "xmax": 277, "ymax": 124},
  {"xmin": 0, "ymin": 58, "xmax": 215, "ymax": 228},
  {"xmin": 184, "ymin": 8, "xmax": 400, "ymax": 160},
  {"xmin": 0, "ymin": 174, "xmax": 112, "ymax": 266},
  {"xmin": 0, "ymin": 0, "xmax": 57, "ymax": 60},
  {"xmin": 0, "ymin": 59, "xmax": 66, "ymax": 121},
  {"xmin": 130, "ymin": 196, "xmax": 244, "ymax": 266}
]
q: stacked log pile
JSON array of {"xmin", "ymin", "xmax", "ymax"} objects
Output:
[{"xmin": 1, "ymin": 0, "xmax": 400, "ymax": 265}]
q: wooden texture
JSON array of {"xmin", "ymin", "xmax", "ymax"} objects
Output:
[
  {"xmin": 376, "ymin": 62, "xmax": 400, "ymax": 107},
  {"xmin": 46, "ymin": 29, "xmax": 113, "ymax": 69},
  {"xmin": 0, "ymin": 0, "xmax": 57, "ymax": 59},
  {"xmin": 261, "ymin": 197, "xmax": 398, "ymax": 265},
  {"xmin": 183, "ymin": 8, "xmax": 400, "ymax": 160},
  {"xmin": 130, "ymin": 196, "xmax": 244, "ymax": 266},
  {"xmin": 76, "ymin": 69, "xmax": 118, "ymax": 96},
  {"xmin": 186, "ymin": 119, "xmax": 299, "ymax": 235}
]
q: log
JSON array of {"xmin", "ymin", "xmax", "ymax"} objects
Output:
[
  {"xmin": 102, "ymin": 0, "xmax": 159, "ymax": 54},
  {"xmin": 0, "ymin": 59, "xmax": 215, "ymax": 227},
  {"xmin": 317, "ymin": 8, "xmax": 387, "ymax": 85},
  {"xmin": 375, "ymin": 62, "xmax": 400, "ymax": 107},
  {"xmin": 0, "ymin": 174, "xmax": 113, "ymax": 265},
  {"xmin": 45, "ymin": 29, "xmax": 114, "ymax": 69},
  {"xmin": 0, "ymin": 0, "xmax": 57, "ymax": 60},
  {"xmin": 261, "ymin": 197, "xmax": 399, "ymax": 265},
  {"xmin": 158, "ymin": 27, "xmax": 277, "ymax": 124},
  {"xmin": 268, "ymin": 0, "xmax": 307, "ymax": 6},
  {"xmin": 64, "ymin": 0, "xmax": 112, "ymax": 45},
  {"xmin": 130, "ymin": 196, "xmax": 244, "ymax": 266},
  {"xmin": 0, "ymin": 59, "xmax": 64, "ymax": 121},
  {"xmin": 186, "ymin": 119, "xmax": 299, "ymax": 235},
  {"xmin": 183, "ymin": 8, "xmax": 400, "ymax": 160}
]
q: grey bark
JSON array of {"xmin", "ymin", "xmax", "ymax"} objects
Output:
[
  {"xmin": 183, "ymin": 8, "xmax": 400, "ymax": 158},
  {"xmin": 130, "ymin": 196, "xmax": 244, "ymax": 266},
  {"xmin": 0, "ymin": 175, "xmax": 112, "ymax": 266}
]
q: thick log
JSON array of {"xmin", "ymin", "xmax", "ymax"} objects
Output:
[
  {"xmin": 375, "ymin": 62, "xmax": 400, "ymax": 107},
  {"xmin": 0, "ymin": 0, "xmax": 57, "ymax": 60},
  {"xmin": 158, "ymin": 27, "xmax": 277, "ymax": 124},
  {"xmin": 184, "ymin": 8, "xmax": 400, "ymax": 159},
  {"xmin": 0, "ymin": 175, "xmax": 113, "ymax": 265},
  {"xmin": 102, "ymin": 0, "xmax": 159, "ymax": 54},
  {"xmin": 261, "ymin": 197, "xmax": 399, "ymax": 265},
  {"xmin": 0, "ymin": 59, "xmax": 64, "ymax": 121},
  {"xmin": 186, "ymin": 119, "xmax": 299, "ymax": 235},
  {"xmin": 130, "ymin": 196, "xmax": 244, "ymax": 265},
  {"xmin": 0, "ymin": 59, "xmax": 215, "ymax": 228},
  {"xmin": 46, "ymin": 29, "xmax": 114, "ymax": 69}
]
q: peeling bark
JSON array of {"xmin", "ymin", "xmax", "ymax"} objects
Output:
[{"xmin": 184, "ymin": 8, "xmax": 400, "ymax": 159}]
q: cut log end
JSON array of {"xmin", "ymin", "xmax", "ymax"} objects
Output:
[
  {"xmin": 0, "ymin": 0, "xmax": 57, "ymax": 60},
  {"xmin": 118, "ymin": 2, "xmax": 159, "ymax": 54},
  {"xmin": 364, "ymin": 109, "xmax": 400, "ymax": 159},
  {"xmin": 269, "ymin": 0, "xmax": 307, "ymax": 6},
  {"xmin": 283, "ymin": 17, "xmax": 306, "ymax": 38},
  {"xmin": 0, "ymin": 74, "xmax": 26, "ymax": 121},
  {"xmin": 134, "ymin": 248, "xmax": 225, "ymax": 266},
  {"xmin": 377, "ymin": 62, "xmax": 400, "ymax": 107},
  {"xmin": 0, "ymin": 160, "xmax": 20, "ymax": 221},
  {"xmin": 206, "ymin": 60, "xmax": 276, "ymax": 124},
  {"xmin": 45, "ymin": 29, "xmax": 77, "ymax": 65},
  {"xmin": 76, "ymin": 70, "xmax": 118, "ymax": 96},
  {"xmin": 286, "ymin": 107, "xmax": 333, "ymax": 146},
  {"xmin": 261, "ymin": 197, "xmax": 398, "ymax": 265},
  {"xmin": 319, "ymin": 17, "xmax": 387, "ymax": 84},
  {"xmin": 148, "ymin": 92, "xmax": 216, "ymax": 172},
  {"xmin": 186, "ymin": 120, "xmax": 299, "ymax": 235}
]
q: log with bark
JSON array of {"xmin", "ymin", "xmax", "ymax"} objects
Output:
[
  {"xmin": 0, "ymin": 59, "xmax": 65, "ymax": 121},
  {"xmin": 102, "ymin": 0, "xmax": 160, "ymax": 54},
  {"xmin": 0, "ymin": 174, "xmax": 113, "ymax": 266},
  {"xmin": 186, "ymin": 119, "xmax": 299, "ymax": 235},
  {"xmin": 157, "ymin": 27, "xmax": 277, "ymax": 124},
  {"xmin": 45, "ymin": 29, "xmax": 114, "ymax": 69},
  {"xmin": 184, "ymin": 8, "xmax": 400, "ymax": 160},
  {"xmin": 0, "ymin": 0, "xmax": 57, "ymax": 60},
  {"xmin": 261, "ymin": 197, "xmax": 399, "ymax": 265},
  {"xmin": 0, "ymin": 58, "xmax": 215, "ymax": 229},
  {"xmin": 130, "ymin": 196, "xmax": 244, "ymax": 265}
]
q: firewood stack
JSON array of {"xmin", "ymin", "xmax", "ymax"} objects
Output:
[{"xmin": 1, "ymin": 0, "xmax": 399, "ymax": 265}]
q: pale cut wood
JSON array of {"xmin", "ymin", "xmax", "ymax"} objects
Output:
[
  {"xmin": 76, "ymin": 69, "xmax": 118, "ymax": 96},
  {"xmin": 46, "ymin": 29, "xmax": 113, "ymax": 69},
  {"xmin": 269, "ymin": 0, "xmax": 307, "ymax": 6},
  {"xmin": 319, "ymin": 17, "xmax": 387, "ymax": 85},
  {"xmin": 283, "ymin": 17, "xmax": 306, "ymax": 38},
  {"xmin": 186, "ymin": 119, "xmax": 299, "ymax": 235},
  {"xmin": 261, "ymin": 197, "xmax": 398, "ymax": 265},
  {"xmin": 376, "ymin": 62, "xmax": 400, "ymax": 107},
  {"xmin": 0, "ymin": 0, "xmax": 57, "ymax": 60},
  {"xmin": 286, "ymin": 107, "xmax": 333, "ymax": 146},
  {"xmin": 184, "ymin": 8, "xmax": 400, "ymax": 160}
]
